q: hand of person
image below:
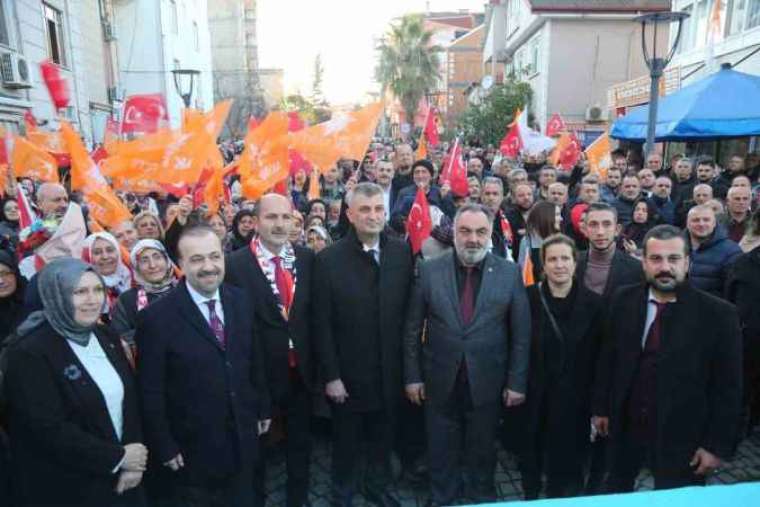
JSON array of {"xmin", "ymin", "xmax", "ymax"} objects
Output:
[
  {"xmin": 591, "ymin": 416, "xmax": 609, "ymax": 437},
  {"xmin": 690, "ymin": 447, "xmax": 722, "ymax": 476},
  {"xmin": 503, "ymin": 388, "xmax": 525, "ymax": 407},
  {"xmin": 258, "ymin": 419, "xmax": 272, "ymax": 435},
  {"xmin": 115, "ymin": 470, "xmax": 143, "ymax": 494},
  {"xmin": 177, "ymin": 195, "xmax": 194, "ymax": 225},
  {"xmin": 163, "ymin": 453, "xmax": 185, "ymax": 472},
  {"xmin": 121, "ymin": 443, "xmax": 148, "ymax": 472},
  {"xmin": 440, "ymin": 181, "xmax": 451, "ymax": 197},
  {"xmin": 325, "ymin": 379, "xmax": 349, "ymax": 404},
  {"xmin": 345, "ymin": 176, "xmax": 358, "ymax": 193},
  {"xmin": 405, "ymin": 383, "xmax": 426, "ymax": 405},
  {"xmin": 623, "ymin": 239, "xmax": 637, "ymax": 254}
]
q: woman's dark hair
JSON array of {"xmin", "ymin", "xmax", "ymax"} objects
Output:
[
  {"xmin": 631, "ymin": 197, "xmax": 651, "ymax": 224},
  {"xmin": 232, "ymin": 209, "xmax": 255, "ymax": 238},
  {"xmin": 540, "ymin": 233, "xmax": 578, "ymax": 264},
  {"xmin": 0, "ymin": 198, "xmax": 18, "ymax": 223},
  {"xmin": 527, "ymin": 201, "xmax": 559, "ymax": 239},
  {"xmin": 306, "ymin": 199, "xmax": 328, "ymax": 217}
]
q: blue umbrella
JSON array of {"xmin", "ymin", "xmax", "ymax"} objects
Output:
[{"xmin": 611, "ymin": 64, "xmax": 760, "ymax": 142}]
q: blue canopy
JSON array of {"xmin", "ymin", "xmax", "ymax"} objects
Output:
[{"xmin": 611, "ymin": 65, "xmax": 760, "ymax": 142}]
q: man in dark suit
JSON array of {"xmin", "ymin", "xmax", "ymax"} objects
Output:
[
  {"xmin": 313, "ymin": 182, "xmax": 414, "ymax": 507},
  {"xmin": 225, "ymin": 193, "xmax": 314, "ymax": 507},
  {"xmin": 574, "ymin": 202, "xmax": 643, "ymax": 492},
  {"xmin": 137, "ymin": 224, "xmax": 271, "ymax": 507},
  {"xmin": 592, "ymin": 225, "xmax": 742, "ymax": 491},
  {"xmin": 403, "ymin": 203, "xmax": 531, "ymax": 506}
]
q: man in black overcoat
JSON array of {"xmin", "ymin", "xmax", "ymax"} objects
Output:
[
  {"xmin": 225, "ymin": 193, "xmax": 314, "ymax": 507},
  {"xmin": 592, "ymin": 225, "xmax": 742, "ymax": 492},
  {"xmin": 313, "ymin": 182, "xmax": 413, "ymax": 507}
]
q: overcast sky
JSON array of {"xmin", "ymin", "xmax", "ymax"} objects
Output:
[{"xmin": 257, "ymin": 0, "xmax": 481, "ymax": 105}]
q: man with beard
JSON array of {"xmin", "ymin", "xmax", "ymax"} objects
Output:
[
  {"xmin": 137, "ymin": 225, "xmax": 272, "ymax": 507},
  {"xmin": 504, "ymin": 184, "xmax": 534, "ymax": 262},
  {"xmin": 35, "ymin": 182, "xmax": 70, "ymax": 221},
  {"xmin": 314, "ymin": 182, "xmax": 413, "ymax": 506},
  {"xmin": 481, "ymin": 177, "xmax": 512, "ymax": 259},
  {"xmin": 671, "ymin": 158, "xmax": 697, "ymax": 211},
  {"xmin": 612, "ymin": 175, "xmax": 642, "ymax": 226},
  {"xmin": 390, "ymin": 144, "xmax": 414, "ymax": 210},
  {"xmin": 648, "ymin": 176, "xmax": 675, "ymax": 225},
  {"xmin": 686, "ymin": 205, "xmax": 742, "ymax": 298},
  {"xmin": 375, "ymin": 159, "xmax": 395, "ymax": 221},
  {"xmin": 695, "ymin": 159, "xmax": 728, "ymax": 199},
  {"xmin": 600, "ymin": 167, "xmax": 622, "ymax": 204},
  {"xmin": 224, "ymin": 194, "xmax": 315, "ymax": 507},
  {"xmin": 592, "ymin": 225, "xmax": 742, "ymax": 491},
  {"xmin": 403, "ymin": 203, "xmax": 530, "ymax": 506}
]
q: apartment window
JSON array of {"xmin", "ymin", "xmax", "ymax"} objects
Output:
[
  {"xmin": 0, "ymin": 2, "xmax": 9, "ymax": 47},
  {"xmin": 695, "ymin": 0, "xmax": 710, "ymax": 48},
  {"xmin": 747, "ymin": 0, "xmax": 760, "ymax": 28},
  {"xmin": 529, "ymin": 37, "xmax": 540, "ymax": 74},
  {"xmin": 193, "ymin": 21, "xmax": 199, "ymax": 50},
  {"xmin": 44, "ymin": 3, "xmax": 66, "ymax": 66},
  {"xmin": 727, "ymin": 0, "xmax": 747, "ymax": 35},
  {"xmin": 170, "ymin": 0, "xmax": 178, "ymax": 34},
  {"xmin": 678, "ymin": 4, "xmax": 694, "ymax": 52}
]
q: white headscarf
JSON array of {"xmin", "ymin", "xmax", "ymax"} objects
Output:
[{"xmin": 80, "ymin": 231, "xmax": 133, "ymax": 295}]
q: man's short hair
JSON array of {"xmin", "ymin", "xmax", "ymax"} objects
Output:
[
  {"xmin": 586, "ymin": 201, "xmax": 618, "ymax": 221},
  {"xmin": 177, "ymin": 224, "xmax": 219, "ymax": 258},
  {"xmin": 696, "ymin": 158, "xmax": 715, "ymax": 169},
  {"xmin": 482, "ymin": 176, "xmax": 504, "ymax": 192},
  {"xmin": 454, "ymin": 203, "xmax": 495, "ymax": 225},
  {"xmin": 678, "ymin": 157, "xmax": 694, "ymax": 168},
  {"xmin": 346, "ymin": 182, "xmax": 384, "ymax": 207},
  {"xmin": 642, "ymin": 224, "xmax": 688, "ymax": 256},
  {"xmin": 607, "ymin": 166, "xmax": 623, "ymax": 176},
  {"xmin": 581, "ymin": 174, "xmax": 599, "ymax": 185},
  {"xmin": 508, "ymin": 168, "xmax": 528, "ymax": 181}
]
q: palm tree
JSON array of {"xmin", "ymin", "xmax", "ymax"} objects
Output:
[{"xmin": 375, "ymin": 14, "xmax": 442, "ymax": 136}]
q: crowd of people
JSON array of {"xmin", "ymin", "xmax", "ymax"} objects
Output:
[{"xmin": 0, "ymin": 139, "xmax": 757, "ymax": 507}]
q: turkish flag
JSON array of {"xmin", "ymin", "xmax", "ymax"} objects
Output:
[
  {"xmin": 545, "ymin": 113, "xmax": 566, "ymax": 137},
  {"xmin": 91, "ymin": 146, "xmax": 109, "ymax": 163},
  {"xmin": 441, "ymin": 139, "xmax": 468, "ymax": 197},
  {"xmin": 423, "ymin": 106, "xmax": 439, "ymax": 146},
  {"xmin": 500, "ymin": 122, "xmax": 522, "ymax": 159},
  {"xmin": 287, "ymin": 111, "xmax": 305, "ymax": 132},
  {"xmin": 122, "ymin": 94, "xmax": 169, "ymax": 134},
  {"xmin": 557, "ymin": 133, "xmax": 582, "ymax": 170},
  {"xmin": 289, "ymin": 149, "xmax": 312, "ymax": 177},
  {"xmin": 23, "ymin": 111, "xmax": 37, "ymax": 132},
  {"xmin": 40, "ymin": 60, "xmax": 70, "ymax": 110},
  {"xmin": 406, "ymin": 187, "xmax": 432, "ymax": 255}
]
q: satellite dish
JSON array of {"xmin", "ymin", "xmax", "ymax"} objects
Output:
[{"xmin": 481, "ymin": 75, "xmax": 494, "ymax": 90}]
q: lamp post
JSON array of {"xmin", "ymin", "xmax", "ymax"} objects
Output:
[
  {"xmin": 635, "ymin": 11, "xmax": 690, "ymax": 156},
  {"xmin": 171, "ymin": 68, "xmax": 201, "ymax": 108}
]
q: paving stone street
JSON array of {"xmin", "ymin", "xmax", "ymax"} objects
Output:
[{"xmin": 261, "ymin": 424, "xmax": 760, "ymax": 506}]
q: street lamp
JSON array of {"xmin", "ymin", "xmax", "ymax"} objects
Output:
[
  {"xmin": 635, "ymin": 11, "xmax": 690, "ymax": 156},
  {"xmin": 171, "ymin": 68, "xmax": 201, "ymax": 108}
]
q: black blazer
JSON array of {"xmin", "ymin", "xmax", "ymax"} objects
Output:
[
  {"xmin": 313, "ymin": 228, "xmax": 413, "ymax": 415},
  {"xmin": 136, "ymin": 281, "xmax": 271, "ymax": 484},
  {"xmin": 225, "ymin": 244, "xmax": 314, "ymax": 400},
  {"xmin": 594, "ymin": 283, "xmax": 743, "ymax": 469},
  {"xmin": 4, "ymin": 323, "xmax": 144, "ymax": 507},
  {"xmin": 575, "ymin": 248, "xmax": 644, "ymax": 299}
]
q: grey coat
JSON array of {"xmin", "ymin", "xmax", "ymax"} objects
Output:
[{"xmin": 403, "ymin": 251, "xmax": 531, "ymax": 408}]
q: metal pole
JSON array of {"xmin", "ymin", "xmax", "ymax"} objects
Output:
[{"xmin": 645, "ymin": 58, "xmax": 663, "ymax": 157}]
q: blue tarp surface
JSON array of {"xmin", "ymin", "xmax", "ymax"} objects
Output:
[
  {"xmin": 474, "ymin": 483, "xmax": 760, "ymax": 506},
  {"xmin": 611, "ymin": 66, "xmax": 760, "ymax": 142}
]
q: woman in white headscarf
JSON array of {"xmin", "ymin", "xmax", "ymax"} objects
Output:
[{"xmin": 80, "ymin": 232, "xmax": 133, "ymax": 311}]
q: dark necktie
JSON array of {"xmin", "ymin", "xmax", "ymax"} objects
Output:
[
  {"xmin": 205, "ymin": 300, "xmax": 225, "ymax": 348},
  {"xmin": 645, "ymin": 301, "xmax": 667, "ymax": 350},
  {"xmin": 460, "ymin": 267, "xmax": 475, "ymax": 325}
]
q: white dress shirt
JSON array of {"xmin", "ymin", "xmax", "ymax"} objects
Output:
[
  {"xmin": 186, "ymin": 283, "xmax": 225, "ymax": 325},
  {"xmin": 362, "ymin": 240, "xmax": 381, "ymax": 264},
  {"xmin": 640, "ymin": 288, "xmax": 676, "ymax": 348},
  {"xmin": 67, "ymin": 333, "xmax": 124, "ymax": 441}
]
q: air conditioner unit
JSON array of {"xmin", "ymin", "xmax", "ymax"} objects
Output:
[
  {"xmin": 102, "ymin": 21, "xmax": 117, "ymax": 42},
  {"xmin": 585, "ymin": 105, "xmax": 608, "ymax": 123},
  {"xmin": 0, "ymin": 52, "xmax": 32, "ymax": 89}
]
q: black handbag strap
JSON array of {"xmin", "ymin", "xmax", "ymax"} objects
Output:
[{"xmin": 537, "ymin": 282, "xmax": 565, "ymax": 345}]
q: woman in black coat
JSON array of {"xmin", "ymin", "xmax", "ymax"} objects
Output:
[
  {"xmin": 0, "ymin": 249, "xmax": 26, "ymax": 339},
  {"xmin": 515, "ymin": 234, "xmax": 605, "ymax": 499},
  {"xmin": 4, "ymin": 258, "xmax": 148, "ymax": 507}
]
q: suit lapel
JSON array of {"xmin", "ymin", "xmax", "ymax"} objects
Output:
[
  {"xmin": 220, "ymin": 285, "xmax": 238, "ymax": 348},
  {"xmin": 444, "ymin": 252, "xmax": 464, "ymax": 329},
  {"xmin": 177, "ymin": 282, "xmax": 225, "ymax": 352},
  {"xmin": 471, "ymin": 254, "xmax": 496, "ymax": 325}
]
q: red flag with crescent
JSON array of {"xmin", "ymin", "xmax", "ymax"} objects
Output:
[
  {"xmin": 121, "ymin": 94, "xmax": 169, "ymax": 134},
  {"xmin": 546, "ymin": 113, "xmax": 566, "ymax": 137},
  {"xmin": 406, "ymin": 187, "xmax": 432, "ymax": 255}
]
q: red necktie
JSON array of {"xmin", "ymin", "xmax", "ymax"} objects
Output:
[
  {"xmin": 205, "ymin": 300, "xmax": 225, "ymax": 348},
  {"xmin": 271, "ymin": 257, "xmax": 297, "ymax": 367},
  {"xmin": 645, "ymin": 301, "xmax": 666, "ymax": 351},
  {"xmin": 460, "ymin": 267, "xmax": 475, "ymax": 325}
]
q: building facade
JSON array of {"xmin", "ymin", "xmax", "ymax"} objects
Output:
[
  {"xmin": 483, "ymin": 0, "xmax": 670, "ymax": 141},
  {"xmin": 441, "ymin": 24, "xmax": 484, "ymax": 129}
]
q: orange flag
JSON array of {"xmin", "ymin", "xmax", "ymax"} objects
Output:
[
  {"xmin": 585, "ymin": 132, "xmax": 612, "ymax": 180},
  {"xmin": 415, "ymin": 131, "xmax": 427, "ymax": 160},
  {"xmin": 27, "ymin": 130, "xmax": 67, "ymax": 156},
  {"xmin": 289, "ymin": 102, "xmax": 383, "ymax": 173},
  {"xmin": 157, "ymin": 101, "xmax": 231, "ymax": 184},
  {"xmin": 522, "ymin": 255, "xmax": 535, "ymax": 287},
  {"xmin": 238, "ymin": 111, "xmax": 291, "ymax": 200},
  {"xmin": 203, "ymin": 165, "xmax": 225, "ymax": 216},
  {"xmin": 11, "ymin": 135, "xmax": 59, "ymax": 183},
  {"xmin": 307, "ymin": 166, "xmax": 321, "ymax": 200},
  {"xmin": 548, "ymin": 132, "xmax": 571, "ymax": 167},
  {"xmin": 61, "ymin": 121, "xmax": 132, "ymax": 228}
]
